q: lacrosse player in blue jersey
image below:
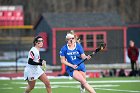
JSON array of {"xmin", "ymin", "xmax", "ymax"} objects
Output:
[{"xmin": 60, "ymin": 31, "xmax": 96, "ymax": 93}]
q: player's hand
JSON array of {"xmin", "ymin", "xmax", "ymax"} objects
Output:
[
  {"xmin": 42, "ymin": 60, "xmax": 46, "ymax": 65},
  {"xmin": 42, "ymin": 60, "xmax": 47, "ymax": 71},
  {"xmin": 86, "ymin": 55, "xmax": 91, "ymax": 60},
  {"xmin": 72, "ymin": 65, "xmax": 78, "ymax": 69}
]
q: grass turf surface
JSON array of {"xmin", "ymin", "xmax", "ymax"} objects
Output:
[{"xmin": 0, "ymin": 77, "xmax": 140, "ymax": 93}]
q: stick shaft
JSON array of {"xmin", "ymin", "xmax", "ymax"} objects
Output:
[
  {"xmin": 70, "ymin": 43, "xmax": 106, "ymax": 72},
  {"xmin": 77, "ymin": 51, "xmax": 95, "ymax": 66}
]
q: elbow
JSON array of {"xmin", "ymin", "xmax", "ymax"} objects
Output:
[
  {"xmin": 61, "ymin": 61, "xmax": 65, "ymax": 64},
  {"xmin": 60, "ymin": 60, "xmax": 66, "ymax": 64}
]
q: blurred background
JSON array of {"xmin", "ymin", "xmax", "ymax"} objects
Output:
[{"xmin": 0, "ymin": 0, "xmax": 140, "ymax": 78}]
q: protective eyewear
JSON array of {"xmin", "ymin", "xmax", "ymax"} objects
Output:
[
  {"xmin": 37, "ymin": 40, "xmax": 43, "ymax": 42},
  {"xmin": 67, "ymin": 38, "xmax": 75, "ymax": 41}
]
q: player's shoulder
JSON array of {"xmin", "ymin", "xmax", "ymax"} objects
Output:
[
  {"xmin": 30, "ymin": 47, "xmax": 37, "ymax": 52},
  {"xmin": 76, "ymin": 43, "xmax": 82, "ymax": 48},
  {"xmin": 60, "ymin": 45, "xmax": 68, "ymax": 53},
  {"xmin": 30, "ymin": 47, "xmax": 35, "ymax": 50},
  {"xmin": 76, "ymin": 42, "xmax": 81, "ymax": 46},
  {"xmin": 61, "ymin": 44, "xmax": 67, "ymax": 50}
]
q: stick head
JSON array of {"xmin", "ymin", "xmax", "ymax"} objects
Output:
[
  {"xmin": 94, "ymin": 43, "xmax": 106, "ymax": 53},
  {"xmin": 99, "ymin": 43, "xmax": 106, "ymax": 50}
]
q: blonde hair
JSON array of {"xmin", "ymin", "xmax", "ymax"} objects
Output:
[{"xmin": 67, "ymin": 30, "xmax": 80, "ymax": 43}]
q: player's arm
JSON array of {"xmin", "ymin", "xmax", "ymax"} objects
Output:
[
  {"xmin": 28, "ymin": 58, "xmax": 42, "ymax": 65},
  {"xmin": 136, "ymin": 48, "xmax": 139, "ymax": 57},
  {"xmin": 127, "ymin": 49, "xmax": 132, "ymax": 58},
  {"xmin": 78, "ymin": 43, "xmax": 91, "ymax": 60},
  {"xmin": 81, "ymin": 53, "xmax": 91, "ymax": 60},
  {"xmin": 28, "ymin": 51, "xmax": 42, "ymax": 65},
  {"xmin": 60, "ymin": 56, "xmax": 77, "ymax": 69}
]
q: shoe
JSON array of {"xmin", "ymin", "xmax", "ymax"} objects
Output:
[{"xmin": 80, "ymin": 86, "xmax": 85, "ymax": 93}]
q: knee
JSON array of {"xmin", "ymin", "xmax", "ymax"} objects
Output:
[
  {"xmin": 30, "ymin": 86, "xmax": 35, "ymax": 90},
  {"xmin": 44, "ymin": 81, "xmax": 51, "ymax": 88},
  {"xmin": 79, "ymin": 79, "xmax": 87, "ymax": 85},
  {"xmin": 47, "ymin": 84, "xmax": 51, "ymax": 89},
  {"xmin": 81, "ymin": 81, "xmax": 87, "ymax": 86},
  {"xmin": 28, "ymin": 84, "xmax": 35, "ymax": 90},
  {"xmin": 26, "ymin": 85, "xmax": 35, "ymax": 92}
]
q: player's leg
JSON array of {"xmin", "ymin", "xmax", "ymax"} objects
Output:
[
  {"xmin": 131, "ymin": 61, "xmax": 134, "ymax": 71},
  {"xmin": 134, "ymin": 62, "xmax": 138, "ymax": 71},
  {"xmin": 39, "ymin": 73, "xmax": 52, "ymax": 93},
  {"xmin": 134, "ymin": 62, "xmax": 138, "ymax": 76},
  {"xmin": 73, "ymin": 70, "xmax": 96, "ymax": 93},
  {"xmin": 24, "ymin": 80, "xmax": 36, "ymax": 93},
  {"xmin": 79, "ymin": 71, "xmax": 86, "ymax": 92}
]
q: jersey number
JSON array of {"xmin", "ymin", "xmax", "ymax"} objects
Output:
[{"xmin": 71, "ymin": 56, "xmax": 76, "ymax": 60}]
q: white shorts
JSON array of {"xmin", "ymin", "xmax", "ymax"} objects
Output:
[{"xmin": 24, "ymin": 65, "xmax": 44, "ymax": 81}]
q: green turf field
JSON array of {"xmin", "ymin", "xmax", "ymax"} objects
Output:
[{"xmin": 0, "ymin": 77, "xmax": 140, "ymax": 93}]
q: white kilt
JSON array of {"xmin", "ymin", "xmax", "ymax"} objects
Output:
[{"xmin": 24, "ymin": 64, "xmax": 44, "ymax": 81}]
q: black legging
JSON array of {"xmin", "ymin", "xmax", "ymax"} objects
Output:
[{"xmin": 131, "ymin": 61, "xmax": 137, "ymax": 71}]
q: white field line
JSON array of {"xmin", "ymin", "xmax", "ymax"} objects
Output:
[
  {"xmin": 16, "ymin": 80, "xmax": 140, "ymax": 93},
  {"xmin": 20, "ymin": 84, "xmax": 119, "ymax": 89},
  {"xmin": 20, "ymin": 85, "xmax": 79, "ymax": 89},
  {"xmin": 95, "ymin": 88, "xmax": 140, "ymax": 93},
  {"xmin": 20, "ymin": 85, "xmax": 140, "ymax": 93},
  {"xmin": 89, "ymin": 80, "xmax": 140, "ymax": 83},
  {"xmin": 0, "ymin": 76, "xmax": 72, "ymax": 80},
  {"xmin": 12, "ymin": 80, "xmax": 140, "ymax": 85},
  {"xmin": 0, "ymin": 87, "xmax": 13, "ymax": 89},
  {"xmin": 2, "ymin": 79, "xmax": 140, "ymax": 93},
  {"xmin": 91, "ymin": 84, "xmax": 120, "ymax": 87}
]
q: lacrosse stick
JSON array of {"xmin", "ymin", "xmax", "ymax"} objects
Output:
[{"xmin": 70, "ymin": 43, "xmax": 106, "ymax": 72}]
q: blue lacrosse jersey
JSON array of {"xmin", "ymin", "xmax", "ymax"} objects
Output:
[{"xmin": 60, "ymin": 43, "xmax": 86, "ymax": 77}]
